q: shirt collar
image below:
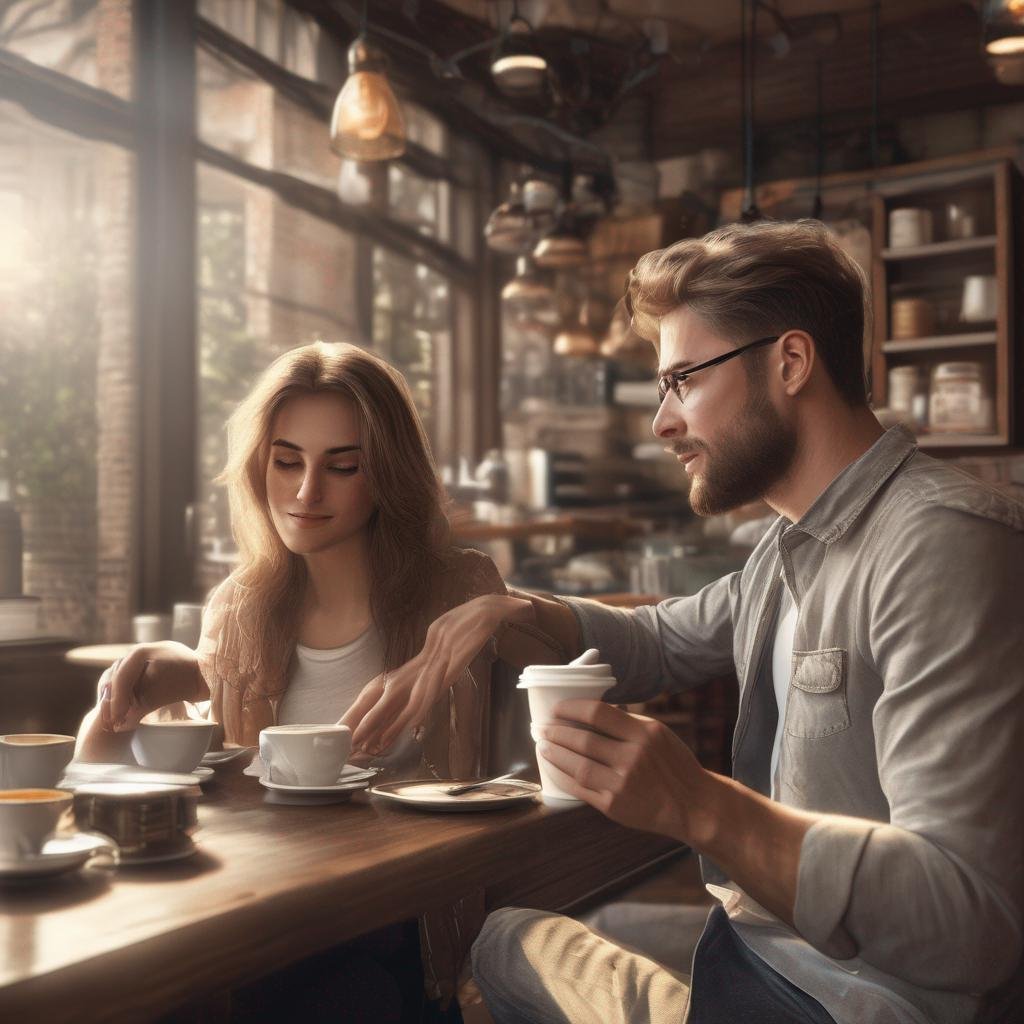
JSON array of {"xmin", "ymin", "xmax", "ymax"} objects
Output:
[{"xmin": 787, "ymin": 425, "xmax": 918, "ymax": 545}]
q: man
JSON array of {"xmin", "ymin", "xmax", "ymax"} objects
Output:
[{"xmin": 344, "ymin": 220, "xmax": 1023, "ymax": 1023}]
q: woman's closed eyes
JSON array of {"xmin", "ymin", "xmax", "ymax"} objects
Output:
[{"xmin": 272, "ymin": 458, "xmax": 359, "ymax": 475}]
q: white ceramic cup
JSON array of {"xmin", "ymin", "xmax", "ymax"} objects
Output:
[
  {"xmin": 889, "ymin": 208, "xmax": 933, "ymax": 249},
  {"xmin": 258, "ymin": 725, "xmax": 352, "ymax": 787},
  {"xmin": 171, "ymin": 603, "xmax": 204, "ymax": 648},
  {"xmin": 130, "ymin": 720, "xmax": 216, "ymax": 773},
  {"xmin": 960, "ymin": 275, "xmax": 998, "ymax": 323},
  {"xmin": 0, "ymin": 733, "xmax": 76, "ymax": 789},
  {"xmin": 132, "ymin": 613, "xmax": 172, "ymax": 644},
  {"xmin": 518, "ymin": 658, "xmax": 614, "ymax": 806},
  {"xmin": 0, "ymin": 788, "xmax": 73, "ymax": 860}
]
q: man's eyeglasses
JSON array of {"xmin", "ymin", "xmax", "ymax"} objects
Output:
[{"xmin": 656, "ymin": 336, "xmax": 778, "ymax": 406}]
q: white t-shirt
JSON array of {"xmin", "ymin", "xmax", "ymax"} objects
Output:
[
  {"xmin": 769, "ymin": 583, "xmax": 799, "ymax": 800},
  {"xmin": 276, "ymin": 625, "xmax": 420, "ymax": 776}
]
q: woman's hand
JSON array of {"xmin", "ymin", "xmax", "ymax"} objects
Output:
[
  {"xmin": 100, "ymin": 641, "xmax": 209, "ymax": 733},
  {"xmin": 340, "ymin": 594, "xmax": 534, "ymax": 755}
]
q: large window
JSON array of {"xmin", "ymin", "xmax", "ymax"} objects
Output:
[
  {"xmin": 0, "ymin": 0, "xmax": 491, "ymax": 630},
  {"xmin": 192, "ymin": 0, "xmax": 486, "ymax": 578},
  {"xmin": 0, "ymin": 22, "xmax": 135, "ymax": 642}
]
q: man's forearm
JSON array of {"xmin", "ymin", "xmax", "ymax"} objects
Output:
[
  {"xmin": 507, "ymin": 587, "xmax": 582, "ymax": 661},
  {"xmin": 687, "ymin": 771, "xmax": 818, "ymax": 926}
]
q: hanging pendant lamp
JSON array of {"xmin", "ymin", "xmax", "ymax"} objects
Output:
[
  {"xmin": 330, "ymin": 34, "xmax": 406, "ymax": 161},
  {"xmin": 491, "ymin": 2, "xmax": 548, "ymax": 98},
  {"xmin": 502, "ymin": 256, "xmax": 557, "ymax": 323},
  {"xmin": 485, "ymin": 182, "xmax": 534, "ymax": 254},
  {"xmin": 984, "ymin": 0, "xmax": 1024, "ymax": 54},
  {"xmin": 533, "ymin": 170, "xmax": 588, "ymax": 268},
  {"xmin": 554, "ymin": 300, "xmax": 599, "ymax": 357}
]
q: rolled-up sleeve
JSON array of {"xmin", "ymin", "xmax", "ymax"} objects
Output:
[
  {"xmin": 558, "ymin": 569, "xmax": 741, "ymax": 704},
  {"xmin": 794, "ymin": 500, "xmax": 1024, "ymax": 992}
]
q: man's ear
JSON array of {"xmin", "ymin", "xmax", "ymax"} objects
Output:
[{"xmin": 778, "ymin": 331, "xmax": 815, "ymax": 397}]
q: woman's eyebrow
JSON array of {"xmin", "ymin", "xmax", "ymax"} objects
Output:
[{"xmin": 271, "ymin": 438, "xmax": 361, "ymax": 454}]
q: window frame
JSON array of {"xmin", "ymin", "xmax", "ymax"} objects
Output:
[{"xmin": 0, "ymin": 0, "xmax": 502, "ymax": 621}]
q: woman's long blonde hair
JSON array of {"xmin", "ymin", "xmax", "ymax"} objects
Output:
[{"xmin": 212, "ymin": 341, "xmax": 450, "ymax": 702}]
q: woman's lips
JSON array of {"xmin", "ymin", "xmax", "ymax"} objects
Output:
[{"xmin": 287, "ymin": 513, "xmax": 334, "ymax": 529}]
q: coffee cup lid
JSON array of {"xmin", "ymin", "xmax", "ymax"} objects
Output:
[{"xmin": 517, "ymin": 663, "xmax": 614, "ymax": 688}]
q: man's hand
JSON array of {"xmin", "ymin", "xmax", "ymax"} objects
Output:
[
  {"xmin": 540, "ymin": 698, "xmax": 818, "ymax": 927},
  {"xmin": 536, "ymin": 699, "xmax": 718, "ymax": 845},
  {"xmin": 341, "ymin": 594, "xmax": 535, "ymax": 755}
]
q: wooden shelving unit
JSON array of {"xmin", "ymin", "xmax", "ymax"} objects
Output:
[{"xmin": 871, "ymin": 154, "xmax": 1023, "ymax": 449}]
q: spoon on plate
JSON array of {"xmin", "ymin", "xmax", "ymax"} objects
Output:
[{"xmin": 446, "ymin": 764, "xmax": 529, "ymax": 796}]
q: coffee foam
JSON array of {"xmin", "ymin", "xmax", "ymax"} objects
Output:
[
  {"xmin": 2, "ymin": 734, "xmax": 74, "ymax": 745},
  {"xmin": 0, "ymin": 788, "xmax": 71, "ymax": 802}
]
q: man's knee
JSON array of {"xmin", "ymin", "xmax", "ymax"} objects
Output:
[{"xmin": 472, "ymin": 906, "xmax": 543, "ymax": 980}]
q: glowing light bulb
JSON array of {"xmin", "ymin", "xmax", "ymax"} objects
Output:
[
  {"xmin": 329, "ymin": 37, "xmax": 406, "ymax": 160},
  {"xmin": 335, "ymin": 72, "xmax": 390, "ymax": 141}
]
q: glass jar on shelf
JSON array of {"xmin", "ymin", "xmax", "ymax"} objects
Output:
[{"xmin": 928, "ymin": 362, "xmax": 993, "ymax": 434}]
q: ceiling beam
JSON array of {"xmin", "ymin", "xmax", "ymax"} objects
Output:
[{"xmin": 649, "ymin": 3, "xmax": 1024, "ymax": 159}]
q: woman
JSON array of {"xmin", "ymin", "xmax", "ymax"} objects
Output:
[{"xmin": 77, "ymin": 340, "xmax": 532, "ymax": 781}]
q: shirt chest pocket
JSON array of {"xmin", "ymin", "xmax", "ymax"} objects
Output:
[{"xmin": 784, "ymin": 648, "xmax": 851, "ymax": 739}]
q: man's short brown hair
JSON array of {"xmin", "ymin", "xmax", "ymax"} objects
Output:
[{"xmin": 627, "ymin": 219, "xmax": 870, "ymax": 406}]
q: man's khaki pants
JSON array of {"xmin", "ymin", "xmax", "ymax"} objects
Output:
[{"xmin": 470, "ymin": 903, "xmax": 712, "ymax": 1024}]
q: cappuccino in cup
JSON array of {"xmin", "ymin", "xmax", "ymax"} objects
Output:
[
  {"xmin": 259, "ymin": 725, "xmax": 351, "ymax": 787},
  {"xmin": 0, "ymin": 733, "xmax": 75, "ymax": 789},
  {"xmin": 518, "ymin": 652, "xmax": 613, "ymax": 805},
  {"xmin": 131, "ymin": 720, "xmax": 215, "ymax": 774},
  {"xmin": 0, "ymin": 788, "xmax": 73, "ymax": 860}
]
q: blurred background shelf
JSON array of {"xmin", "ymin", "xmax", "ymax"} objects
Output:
[
  {"xmin": 881, "ymin": 235, "xmax": 997, "ymax": 260},
  {"xmin": 882, "ymin": 331, "xmax": 997, "ymax": 352}
]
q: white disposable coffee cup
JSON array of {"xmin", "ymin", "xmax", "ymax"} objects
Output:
[
  {"xmin": 259, "ymin": 724, "xmax": 352, "ymax": 787},
  {"xmin": 0, "ymin": 733, "xmax": 76, "ymax": 789},
  {"xmin": 518, "ymin": 658, "xmax": 614, "ymax": 806},
  {"xmin": 131, "ymin": 720, "xmax": 216, "ymax": 773},
  {"xmin": 0, "ymin": 788, "xmax": 73, "ymax": 860}
]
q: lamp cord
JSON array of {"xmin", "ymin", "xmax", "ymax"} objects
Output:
[
  {"xmin": 741, "ymin": 0, "xmax": 760, "ymax": 221},
  {"xmin": 812, "ymin": 57, "xmax": 824, "ymax": 220},
  {"xmin": 870, "ymin": 0, "xmax": 880, "ymax": 168},
  {"xmin": 360, "ymin": 0, "xmax": 367, "ymax": 36}
]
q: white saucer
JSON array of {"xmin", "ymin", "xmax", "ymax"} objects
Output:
[
  {"xmin": 258, "ymin": 771, "xmax": 374, "ymax": 795},
  {"xmin": 117, "ymin": 835, "xmax": 199, "ymax": 866},
  {"xmin": 371, "ymin": 779, "xmax": 541, "ymax": 813},
  {"xmin": 245, "ymin": 756, "xmax": 376, "ymax": 785},
  {"xmin": 261, "ymin": 788, "xmax": 363, "ymax": 806},
  {"xmin": 0, "ymin": 834, "xmax": 114, "ymax": 881},
  {"xmin": 201, "ymin": 746, "xmax": 255, "ymax": 767}
]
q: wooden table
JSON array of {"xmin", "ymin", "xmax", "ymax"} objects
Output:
[
  {"xmin": 0, "ymin": 765, "xmax": 681, "ymax": 1022},
  {"xmin": 64, "ymin": 644, "xmax": 135, "ymax": 670}
]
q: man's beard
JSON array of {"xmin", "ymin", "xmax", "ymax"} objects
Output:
[{"xmin": 672, "ymin": 391, "xmax": 796, "ymax": 517}]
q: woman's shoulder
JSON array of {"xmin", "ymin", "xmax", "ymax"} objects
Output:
[{"xmin": 434, "ymin": 547, "xmax": 507, "ymax": 606}]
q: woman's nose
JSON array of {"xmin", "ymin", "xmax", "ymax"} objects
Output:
[{"xmin": 296, "ymin": 469, "xmax": 321, "ymax": 506}]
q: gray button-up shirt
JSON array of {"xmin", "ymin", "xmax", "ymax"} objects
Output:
[{"xmin": 562, "ymin": 426, "xmax": 1023, "ymax": 1024}]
